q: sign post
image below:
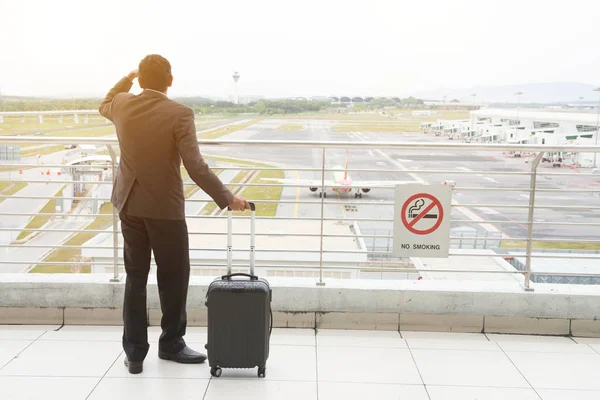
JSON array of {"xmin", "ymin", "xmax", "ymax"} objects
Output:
[{"xmin": 393, "ymin": 184, "xmax": 452, "ymax": 257}]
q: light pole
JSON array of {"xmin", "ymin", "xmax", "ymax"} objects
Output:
[
  {"xmin": 232, "ymin": 71, "xmax": 240, "ymax": 105},
  {"xmin": 593, "ymin": 87, "xmax": 600, "ymax": 168},
  {"xmin": 470, "ymin": 93, "xmax": 476, "ymax": 138},
  {"xmin": 514, "ymin": 91, "xmax": 523, "ymax": 141}
]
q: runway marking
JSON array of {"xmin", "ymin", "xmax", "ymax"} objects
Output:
[
  {"xmin": 484, "ymin": 177, "xmax": 498, "ymax": 183},
  {"xmin": 294, "ymin": 171, "xmax": 300, "ymax": 218},
  {"xmin": 457, "ymin": 167, "xmax": 472, "ymax": 171},
  {"xmin": 337, "ymin": 192, "xmax": 347, "ymax": 219}
]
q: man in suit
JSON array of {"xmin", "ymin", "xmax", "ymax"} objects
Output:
[{"xmin": 99, "ymin": 54, "xmax": 249, "ymax": 374}]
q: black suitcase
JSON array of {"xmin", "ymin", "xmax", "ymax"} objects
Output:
[{"xmin": 205, "ymin": 202, "xmax": 272, "ymax": 378}]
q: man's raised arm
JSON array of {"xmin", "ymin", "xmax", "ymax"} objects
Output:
[{"xmin": 98, "ymin": 70, "xmax": 138, "ymax": 122}]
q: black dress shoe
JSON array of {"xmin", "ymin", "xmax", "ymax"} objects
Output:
[
  {"xmin": 158, "ymin": 345, "xmax": 207, "ymax": 364},
  {"xmin": 124, "ymin": 357, "xmax": 143, "ymax": 374}
]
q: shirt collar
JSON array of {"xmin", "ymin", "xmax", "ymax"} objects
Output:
[{"xmin": 143, "ymin": 88, "xmax": 168, "ymax": 98}]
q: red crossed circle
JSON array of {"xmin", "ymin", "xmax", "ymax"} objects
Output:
[{"xmin": 401, "ymin": 193, "xmax": 444, "ymax": 235}]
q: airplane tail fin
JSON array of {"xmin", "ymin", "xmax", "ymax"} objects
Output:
[{"xmin": 344, "ymin": 150, "xmax": 349, "ymax": 180}]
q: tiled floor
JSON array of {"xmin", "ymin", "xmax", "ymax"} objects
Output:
[{"xmin": 1, "ymin": 325, "xmax": 600, "ymax": 399}]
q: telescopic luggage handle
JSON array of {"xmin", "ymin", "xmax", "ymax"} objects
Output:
[
  {"xmin": 221, "ymin": 272, "xmax": 258, "ymax": 280},
  {"xmin": 226, "ymin": 202, "xmax": 256, "ymax": 275}
]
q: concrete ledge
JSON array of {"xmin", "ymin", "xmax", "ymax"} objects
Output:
[
  {"xmin": 0, "ymin": 307, "xmax": 63, "ymax": 325},
  {"xmin": 64, "ymin": 308, "xmax": 122, "ymax": 325},
  {"xmin": 571, "ymin": 319, "xmax": 600, "ymax": 338},
  {"xmin": 316, "ymin": 312, "xmax": 399, "ymax": 330},
  {"xmin": 273, "ymin": 312, "xmax": 315, "ymax": 329},
  {"xmin": 1, "ymin": 274, "xmax": 599, "ymax": 334},
  {"xmin": 400, "ymin": 313, "xmax": 483, "ymax": 333},
  {"xmin": 484, "ymin": 316, "xmax": 570, "ymax": 335}
]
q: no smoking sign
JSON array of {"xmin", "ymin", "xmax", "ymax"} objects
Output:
[{"xmin": 393, "ymin": 184, "xmax": 451, "ymax": 257}]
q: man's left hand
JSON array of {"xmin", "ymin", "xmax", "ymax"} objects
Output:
[{"xmin": 126, "ymin": 69, "xmax": 139, "ymax": 82}]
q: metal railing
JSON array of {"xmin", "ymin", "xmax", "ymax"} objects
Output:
[{"xmin": 1, "ymin": 135, "xmax": 600, "ymax": 290}]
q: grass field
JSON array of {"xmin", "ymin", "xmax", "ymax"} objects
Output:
[
  {"xmin": 20, "ymin": 145, "xmax": 66, "ymax": 158},
  {"xmin": 233, "ymin": 169, "xmax": 284, "ymax": 217},
  {"xmin": 17, "ymin": 187, "xmax": 63, "ymax": 241},
  {"xmin": 278, "ymin": 124, "xmax": 303, "ymax": 131},
  {"xmin": 29, "ymin": 202, "xmax": 114, "ymax": 274},
  {"xmin": 48, "ymin": 126, "xmax": 115, "ymax": 137},
  {"xmin": 502, "ymin": 240, "xmax": 600, "ymax": 251},
  {"xmin": 199, "ymin": 119, "xmax": 262, "ymax": 140},
  {"xmin": 200, "ymin": 170, "xmax": 254, "ymax": 216},
  {"xmin": 0, "ymin": 116, "xmax": 108, "ymax": 136},
  {"xmin": 0, "ymin": 182, "xmax": 28, "ymax": 203}
]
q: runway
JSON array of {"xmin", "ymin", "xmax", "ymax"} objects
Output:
[{"xmin": 205, "ymin": 119, "xmax": 600, "ymax": 244}]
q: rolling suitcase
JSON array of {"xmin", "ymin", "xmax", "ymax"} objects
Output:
[{"xmin": 205, "ymin": 202, "xmax": 272, "ymax": 378}]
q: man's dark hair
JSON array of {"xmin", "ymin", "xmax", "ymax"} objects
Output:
[{"xmin": 139, "ymin": 54, "xmax": 172, "ymax": 91}]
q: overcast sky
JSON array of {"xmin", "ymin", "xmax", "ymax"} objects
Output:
[{"xmin": 0, "ymin": 0, "xmax": 598, "ymax": 99}]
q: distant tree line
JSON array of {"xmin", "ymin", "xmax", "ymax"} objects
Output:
[{"xmin": 0, "ymin": 95, "xmax": 425, "ymax": 114}]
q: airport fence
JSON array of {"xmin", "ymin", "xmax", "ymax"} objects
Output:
[{"xmin": 1, "ymin": 135, "xmax": 600, "ymax": 291}]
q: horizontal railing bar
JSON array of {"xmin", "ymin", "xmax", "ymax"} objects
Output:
[
  {"xmin": 0, "ymin": 180, "xmax": 201, "ymax": 186},
  {"xmin": 2, "ymin": 162, "xmax": 597, "ymax": 178},
  {"xmin": 454, "ymin": 204, "xmax": 600, "ymax": 211},
  {"xmin": 3, "ymin": 243, "xmax": 599, "ymax": 259},
  {"xmin": 0, "ymin": 226, "xmax": 595, "ymax": 243},
  {"xmin": 3, "ymin": 136, "xmax": 600, "ymax": 152},
  {"xmin": 1, "ymin": 211, "xmax": 597, "ymax": 227},
  {"xmin": 11, "ymin": 262, "xmax": 600, "ymax": 277}
]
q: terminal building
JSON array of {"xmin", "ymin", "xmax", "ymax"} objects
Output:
[{"xmin": 422, "ymin": 109, "xmax": 600, "ymax": 167}]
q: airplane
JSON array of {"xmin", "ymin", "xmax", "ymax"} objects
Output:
[{"xmin": 262, "ymin": 150, "xmax": 414, "ymax": 198}]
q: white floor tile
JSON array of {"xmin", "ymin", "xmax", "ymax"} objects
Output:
[
  {"xmin": 407, "ymin": 338, "xmax": 501, "ymax": 351},
  {"xmin": 498, "ymin": 341, "xmax": 596, "ymax": 354},
  {"xmin": 487, "ymin": 334, "xmax": 573, "ymax": 344},
  {"xmin": 88, "ymin": 377, "xmax": 210, "ymax": 400},
  {"xmin": 538, "ymin": 389, "xmax": 600, "ymax": 400},
  {"xmin": 270, "ymin": 328, "xmax": 315, "ymax": 346},
  {"xmin": 214, "ymin": 345, "xmax": 316, "ymax": 382},
  {"xmin": 0, "ymin": 376, "xmax": 99, "ymax": 400},
  {"xmin": 572, "ymin": 337, "xmax": 600, "ymax": 345},
  {"xmin": 205, "ymin": 379, "xmax": 317, "ymax": 400},
  {"xmin": 411, "ymin": 349, "xmax": 529, "ymax": 388},
  {"xmin": 0, "ymin": 325, "xmax": 59, "ymax": 340},
  {"xmin": 106, "ymin": 350, "xmax": 209, "ymax": 380},
  {"xmin": 0, "ymin": 340, "xmax": 122, "ymax": 377},
  {"xmin": 39, "ymin": 325, "xmax": 123, "ymax": 342},
  {"xmin": 427, "ymin": 386, "xmax": 541, "ymax": 400},
  {"xmin": 507, "ymin": 351, "xmax": 600, "ymax": 390},
  {"xmin": 402, "ymin": 331, "xmax": 488, "ymax": 341},
  {"xmin": 0, "ymin": 341, "xmax": 34, "ymax": 369},
  {"xmin": 589, "ymin": 344, "xmax": 600, "ymax": 355},
  {"xmin": 319, "ymin": 382, "xmax": 429, "ymax": 400},
  {"xmin": 317, "ymin": 346, "xmax": 421, "ymax": 385},
  {"xmin": 317, "ymin": 329, "xmax": 406, "ymax": 348}
]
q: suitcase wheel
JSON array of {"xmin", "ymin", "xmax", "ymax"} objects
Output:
[
  {"xmin": 258, "ymin": 367, "xmax": 266, "ymax": 378},
  {"xmin": 210, "ymin": 367, "xmax": 222, "ymax": 377}
]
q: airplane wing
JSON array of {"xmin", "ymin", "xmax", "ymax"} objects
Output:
[
  {"xmin": 260, "ymin": 177, "xmax": 337, "ymax": 187},
  {"xmin": 351, "ymin": 180, "xmax": 416, "ymax": 188}
]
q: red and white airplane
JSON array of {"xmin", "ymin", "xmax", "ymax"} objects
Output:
[{"xmin": 263, "ymin": 151, "xmax": 413, "ymax": 198}]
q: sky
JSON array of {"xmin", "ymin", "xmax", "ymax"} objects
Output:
[{"xmin": 0, "ymin": 0, "xmax": 599, "ymax": 99}]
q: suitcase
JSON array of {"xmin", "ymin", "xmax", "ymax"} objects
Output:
[{"xmin": 205, "ymin": 202, "xmax": 272, "ymax": 378}]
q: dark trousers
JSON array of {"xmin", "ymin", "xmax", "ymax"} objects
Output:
[{"xmin": 120, "ymin": 212, "xmax": 191, "ymax": 362}]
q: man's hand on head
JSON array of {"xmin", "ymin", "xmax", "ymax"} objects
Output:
[
  {"xmin": 126, "ymin": 69, "xmax": 139, "ymax": 82},
  {"xmin": 228, "ymin": 195, "xmax": 250, "ymax": 212}
]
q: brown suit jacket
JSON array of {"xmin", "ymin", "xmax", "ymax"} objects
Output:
[{"xmin": 99, "ymin": 77, "xmax": 233, "ymax": 220}]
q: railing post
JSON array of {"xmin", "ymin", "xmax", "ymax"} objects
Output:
[
  {"xmin": 107, "ymin": 145, "xmax": 120, "ymax": 282},
  {"xmin": 317, "ymin": 147, "xmax": 326, "ymax": 287},
  {"xmin": 523, "ymin": 152, "xmax": 544, "ymax": 292}
]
